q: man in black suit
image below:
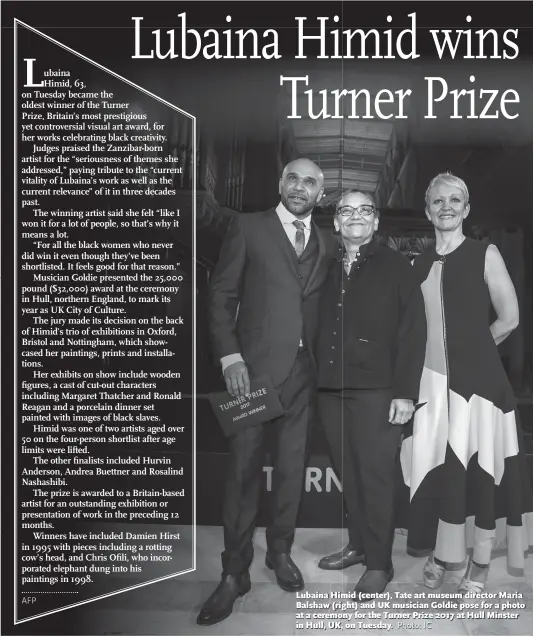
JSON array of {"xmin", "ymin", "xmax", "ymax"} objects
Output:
[{"xmin": 197, "ymin": 159, "xmax": 332, "ymax": 625}]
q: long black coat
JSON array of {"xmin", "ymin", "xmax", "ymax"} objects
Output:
[{"xmin": 316, "ymin": 238, "xmax": 427, "ymax": 399}]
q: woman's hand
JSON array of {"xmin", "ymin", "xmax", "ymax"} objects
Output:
[
  {"xmin": 485, "ymin": 244, "xmax": 519, "ymax": 345},
  {"xmin": 389, "ymin": 398, "xmax": 415, "ymax": 425}
]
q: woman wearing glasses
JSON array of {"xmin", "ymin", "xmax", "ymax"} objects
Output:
[
  {"xmin": 315, "ymin": 190, "xmax": 427, "ymax": 597},
  {"xmin": 400, "ymin": 173, "xmax": 532, "ymax": 594}
]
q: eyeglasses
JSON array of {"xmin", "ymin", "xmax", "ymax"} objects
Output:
[{"xmin": 336, "ymin": 205, "xmax": 376, "ymax": 217}]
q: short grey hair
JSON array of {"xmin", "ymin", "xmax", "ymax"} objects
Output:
[
  {"xmin": 336, "ymin": 189, "xmax": 379, "ymax": 217},
  {"xmin": 425, "ymin": 172, "xmax": 469, "ymax": 206}
]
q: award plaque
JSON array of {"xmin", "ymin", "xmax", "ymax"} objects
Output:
[{"xmin": 208, "ymin": 377, "xmax": 285, "ymax": 437}]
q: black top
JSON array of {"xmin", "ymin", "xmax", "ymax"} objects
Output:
[
  {"xmin": 316, "ymin": 237, "xmax": 427, "ymax": 398},
  {"xmin": 412, "ymin": 238, "xmax": 516, "ymax": 413}
]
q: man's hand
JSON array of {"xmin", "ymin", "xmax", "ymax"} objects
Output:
[
  {"xmin": 224, "ymin": 361, "xmax": 250, "ymax": 397},
  {"xmin": 388, "ymin": 398, "xmax": 414, "ymax": 426}
]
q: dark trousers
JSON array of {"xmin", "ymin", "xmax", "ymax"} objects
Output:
[
  {"xmin": 318, "ymin": 389, "xmax": 402, "ymax": 570},
  {"xmin": 222, "ymin": 349, "xmax": 313, "ymax": 575}
]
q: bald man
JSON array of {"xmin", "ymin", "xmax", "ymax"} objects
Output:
[{"xmin": 198, "ymin": 159, "xmax": 335, "ymax": 625}]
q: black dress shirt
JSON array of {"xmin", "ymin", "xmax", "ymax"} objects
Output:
[{"xmin": 316, "ymin": 237, "xmax": 426, "ymax": 399}]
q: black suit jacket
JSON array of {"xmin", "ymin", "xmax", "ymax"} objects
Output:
[{"xmin": 209, "ymin": 208, "xmax": 335, "ymax": 388}]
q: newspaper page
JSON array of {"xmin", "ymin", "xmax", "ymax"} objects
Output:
[{"xmin": 1, "ymin": 1, "xmax": 532, "ymax": 636}]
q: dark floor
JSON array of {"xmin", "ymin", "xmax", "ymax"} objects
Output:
[{"xmin": 82, "ymin": 525, "xmax": 532, "ymax": 636}]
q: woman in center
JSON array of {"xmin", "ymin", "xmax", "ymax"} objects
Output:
[{"xmin": 316, "ymin": 190, "xmax": 427, "ymax": 597}]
